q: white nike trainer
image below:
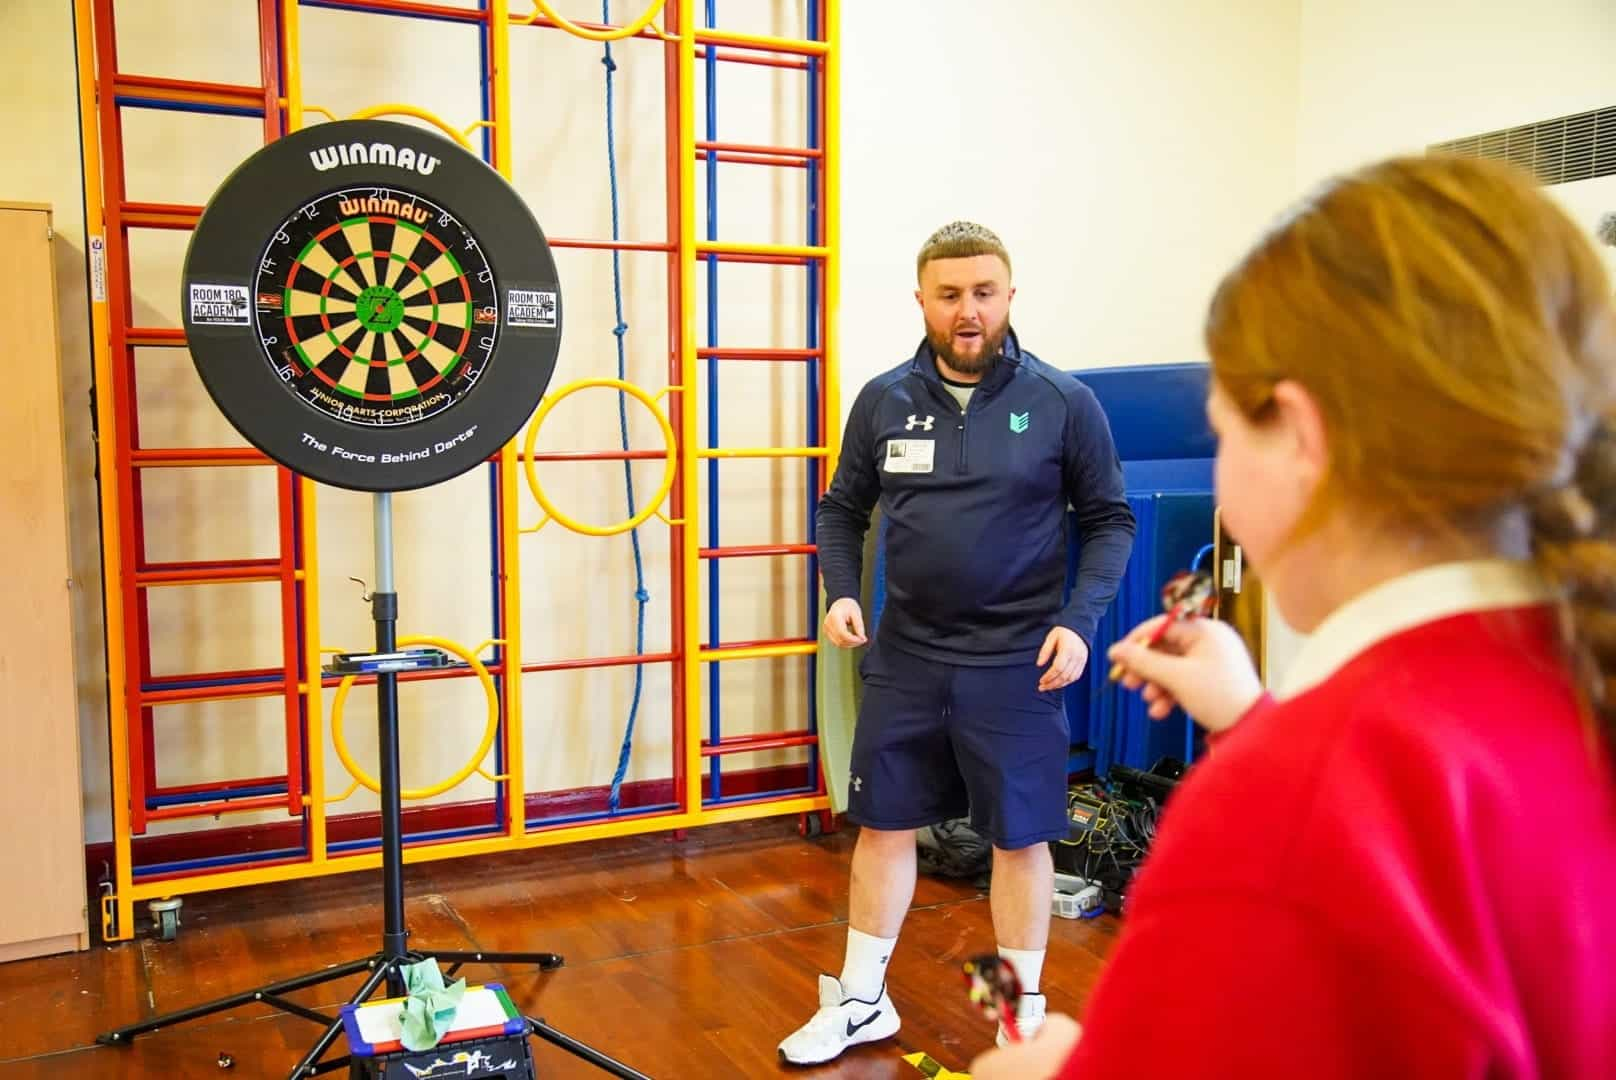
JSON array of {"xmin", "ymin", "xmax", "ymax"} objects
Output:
[
  {"xmin": 777, "ymin": 974, "xmax": 900, "ymax": 1066},
  {"xmin": 996, "ymin": 991, "xmax": 1046, "ymax": 1047}
]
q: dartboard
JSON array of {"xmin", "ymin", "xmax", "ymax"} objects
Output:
[
  {"xmin": 182, "ymin": 119, "xmax": 561, "ymax": 491},
  {"xmin": 255, "ymin": 190, "xmax": 500, "ymax": 427}
]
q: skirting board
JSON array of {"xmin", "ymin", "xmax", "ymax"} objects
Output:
[{"xmin": 0, "ymin": 931, "xmax": 90, "ymax": 963}]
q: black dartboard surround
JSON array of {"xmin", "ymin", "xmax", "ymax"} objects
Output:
[{"xmin": 182, "ymin": 118, "xmax": 562, "ymax": 492}]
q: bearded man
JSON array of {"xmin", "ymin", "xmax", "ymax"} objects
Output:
[{"xmin": 778, "ymin": 221, "xmax": 1137, "ymax": 1065}]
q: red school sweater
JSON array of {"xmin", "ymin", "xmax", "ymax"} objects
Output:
[{"xmin": 1058, "ymin": 604, "xmax": 1616, "ymax": 1078}]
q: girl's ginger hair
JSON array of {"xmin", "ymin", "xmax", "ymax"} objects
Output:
[{"xmin": 1206, "ymin": 153, "xmax": 1616, "ymax": 761}]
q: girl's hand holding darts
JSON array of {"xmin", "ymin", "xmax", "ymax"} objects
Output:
[{"xmin": 1105, "ymin": 615, "xmax": 1265, "ymax": 735}]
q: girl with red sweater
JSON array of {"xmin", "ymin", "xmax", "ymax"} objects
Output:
[{"xmin": 972, "ymin": 154, "xmax": 1616, "ymax": 1078}]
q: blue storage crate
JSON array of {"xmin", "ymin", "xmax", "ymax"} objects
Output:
[
  {"xmin": 1064, "ymin": 490, "xmax": 1212, "ymax": 775},
  {"xmin": 1066, "ymin": 362, "xmax": 1216, "ymax": 775}
]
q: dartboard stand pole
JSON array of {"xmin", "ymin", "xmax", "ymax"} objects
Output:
[{"xmin": 95, "ymin": 495, "xmax": 654, "ymax": 1080}]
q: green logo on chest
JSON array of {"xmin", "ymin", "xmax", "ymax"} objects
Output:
[{"xmin": 1009, "ymin": 411, "xmax": 1029, "ymax": 434}]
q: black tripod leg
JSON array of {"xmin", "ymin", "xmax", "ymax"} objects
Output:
[
  {"xmin": 430, "ymin": 949, "xmax": 565, "ymax": 977},
  {"xmin": 284, "ymin": 953, "xmax": 402, "ymax": 1079},
  {"xmin": 525, "ymin": 1016, "xmax": 656, "ymax": 1080},
  {"xmin": 285, "ymin": 1020, "xmax": 350, "ymax": 1080},
  {"xmin": 96, "ymin": 954, "xmax": 383, "ymax": 1047}
]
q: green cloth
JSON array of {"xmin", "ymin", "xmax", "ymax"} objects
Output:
[
  {"xmin": 398, "ymin": 958, "xmax": 466, "ymax": 1051},
  {"xmin": 815, "ymin": 507, "xmax": 881, "ymax": 814}
]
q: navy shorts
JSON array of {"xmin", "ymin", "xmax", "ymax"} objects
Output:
[{"xmin": 845, "ymin": 638, "xmax": 1071, "ymax": 850}]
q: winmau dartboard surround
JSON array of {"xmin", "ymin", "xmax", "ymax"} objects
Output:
[{"xmin": 182, "ymin": 118, "xmax": 562, "ymax": 491}]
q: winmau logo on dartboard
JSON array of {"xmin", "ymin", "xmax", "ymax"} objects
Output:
[
  {"xmin": 308, "ymin": 142, "xmax": 441, "ymax": 177},
  {"xmin": 336, "ymin": 194, "xmax": 430, "ymax": 226}
]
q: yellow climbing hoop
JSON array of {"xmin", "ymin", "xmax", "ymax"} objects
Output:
[
  {"xmin": 514, "ymin": 0, "xmax": 666, "ymax": 41},
  {"xmin": 522, "ymin": 378, "xmax": 679, "ymax": 537},
  {"xmin": 344, "ymin": 103, "xmax": 477, "ymax": 151},
  {"xmin": 329, "ymin": 636, "xmax": 500, "ymax": 801}
]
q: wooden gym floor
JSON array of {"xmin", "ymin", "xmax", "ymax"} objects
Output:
[{"xmin": 2, "ymin": 819, "xmax": 1118, "ymax": 1078}]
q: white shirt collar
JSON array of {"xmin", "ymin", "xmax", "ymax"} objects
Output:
[{"xmin": 1275, "ymin": 559, "xmax": 1556, "ymax": 700}]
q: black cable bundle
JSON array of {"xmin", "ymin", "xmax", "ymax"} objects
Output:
[{"xmin": 1056, "ymin": 779, "xmax": 1168, "ymax": 912}]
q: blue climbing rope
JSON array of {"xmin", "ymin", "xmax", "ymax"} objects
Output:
[{"xmin": 601, "ymin": 2, "xmax": 649, "ymax": 812}]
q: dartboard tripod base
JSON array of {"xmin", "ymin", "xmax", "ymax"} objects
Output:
[
  {"xmin": 96, "ymin": 493, "xmax": 652, "ymax": 1080},
  {"xmin": 95, "ymin": 946, "xmax": 572, "ymax": 1078}
]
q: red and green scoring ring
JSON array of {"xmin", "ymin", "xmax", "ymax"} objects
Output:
[
  {"xmin": 255, "ymin": 191, "xmax": 497, "ymax": 427},
  {"xmin": 309, "ymin": 240, "xmax": 452, "ymax": 388}
]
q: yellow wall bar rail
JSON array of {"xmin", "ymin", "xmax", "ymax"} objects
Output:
[
  {"xmin": 695, "ymin": 240, "xmax": 828, "ymax": 259},
  {"xmin": 301, "ymin": 474, "xmax": 327, "ymax": 864},
  {"xmin": 696, "ymin": 447, "xmax": 830, "ymax": 459},
  {"xmin": 73, "ymin": 0, "xmax": 135, "ymax": 943},
  {"xmin": 489, "ymin": 0, "xmax": 528, "ymax": 842},
  {"xmin": 281, "ymin": 0, "xmax": 303, "ymax": 130},
  {"xmin": 822, "ymin": 0, "xmax": 841, "ymax": 480},
  {"xmin": 677, "ymin": 0, "xmax": 703, "ymax": 817},
  {"xmin": 693, "ymin": 27, "xmax": 828, "ymax": 56},
  {"xmin": 697, "ymin": 642, "xmax": 819, "ymax": 663},
  {"xmin": 280, "ymin": 0, "xmax": 331, "ymax": 876}
]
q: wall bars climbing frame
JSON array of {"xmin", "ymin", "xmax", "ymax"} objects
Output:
[{"xmin": 74, "ymin": 0, "xmax": 840, "ymax": 943}]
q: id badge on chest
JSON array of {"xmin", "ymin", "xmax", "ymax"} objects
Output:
[{"xmin": 884, "ymin": 438, "xmax": 935, "ymax": 474}]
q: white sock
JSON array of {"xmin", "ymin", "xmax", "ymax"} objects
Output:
[
  {"xmin": 839, "ymin": 927, "xmax": 897, "ymax": 1002},
  {"xmin": 997, "ymin": 945, "xmax": 1045, "ymax": 996}
]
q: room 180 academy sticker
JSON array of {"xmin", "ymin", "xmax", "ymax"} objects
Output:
[
  {"xmin": 190, "ymin": 283, "xmax": 251, "ymax": 326},
  {"xmin": 180, "ymin": 118, "xmax": 563, "ymax": 493},
  {"xmin": 507, "ymin": 289, "xmax": 557, "ymax": 328}
]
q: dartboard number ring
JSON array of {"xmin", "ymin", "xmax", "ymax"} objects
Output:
[{"xmin": 183, "ymin": 119, "xmax": 562, "ymax": 492}]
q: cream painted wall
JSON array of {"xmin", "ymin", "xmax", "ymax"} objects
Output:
[
  {"xmin": 1262, "ymin": 0, "xmax": 1616, "ymax": 683},
  {"xmin": 5, "ymin": 0, "xmax": 1311, "ymax": 847},
  {"xmin": 839, "ymin": 0, "xmax": 1303, "ymax": 387},
  {"xmin": 1295, "ymin": 0, "xmax": 1616, "ymax": 286}
]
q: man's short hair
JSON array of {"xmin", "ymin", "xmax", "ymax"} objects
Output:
[{"xmin": 916, "ymin": 220, "xmax": 1011, "ymax": 282}]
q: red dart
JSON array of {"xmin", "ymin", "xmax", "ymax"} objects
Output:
[
  {"xmin": 1110, "ymin": 569, "xmax": 1215, "ymax": 681},
  {"xmin": 962, "ymin": 954, "xmax": 1023, "ymax": 1043}
]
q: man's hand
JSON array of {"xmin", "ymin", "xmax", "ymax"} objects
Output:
[
  {"xmin": 1036, "ymin": 626, "xmax": 1089, "ymax": 692},
  {"xmin": 968, "ymin": 1013, "xmax": 1082, "ymax": 1079},
  {"xmin": 823, "ymin": 597, "xmax": 867, "ymax": 648}
]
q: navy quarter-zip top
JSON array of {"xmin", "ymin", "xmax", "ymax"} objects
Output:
[{"xmin": 817, "ymin": 330, "xmax": 1137, "ymax": 666}]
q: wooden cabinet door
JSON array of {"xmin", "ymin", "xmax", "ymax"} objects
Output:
[{"xmin": 0, "ymin": 202, "xmax": 89, "ymax": 961}]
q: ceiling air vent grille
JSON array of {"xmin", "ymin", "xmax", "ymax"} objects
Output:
[{"xmin": 1430, "ymin": 106, "xmax": 1616, "ymax": 185}]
